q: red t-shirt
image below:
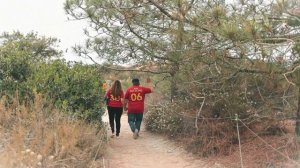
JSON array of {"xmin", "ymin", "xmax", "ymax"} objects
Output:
[
  {"xmin": 106, "ymin": 89, "xmax": 124, "ymax": 107},
  {"xmin": 124, "ymin": 86, "xmax": 152, "ymax": 113}
]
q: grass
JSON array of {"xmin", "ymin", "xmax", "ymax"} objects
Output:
[{"xmin": 0, "ymin": 94, "xmax": 108, "ymax": 168}]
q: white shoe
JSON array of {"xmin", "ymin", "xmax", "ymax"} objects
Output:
[
  {"xmin": 110, "ymin": 134, "xmax": 115, "ymax": 138},
  {"xmin": 133, "ymin": 129, "xmax": 138, "ymax": 139}
]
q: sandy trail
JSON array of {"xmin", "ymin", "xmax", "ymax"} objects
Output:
[{"xmin": 102, "ymin": 112, "xmax": 222, "ymax": 168}]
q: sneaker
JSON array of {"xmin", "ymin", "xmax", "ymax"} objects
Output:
[
  {"xmin": 133, "ymin": 133, "xmax": 137, "ymax": 139},
  {"xmin": 110, "ymin": 134, "xmax": 115, "ymax": 138},
  {"xmin": 133, "ymin": 129, "xmax": 138, "ymax": 139}
]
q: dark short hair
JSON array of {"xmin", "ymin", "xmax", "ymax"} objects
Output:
[{"xmin": 132, "ymin": 78, "xmax": 140, "ymax": 85}]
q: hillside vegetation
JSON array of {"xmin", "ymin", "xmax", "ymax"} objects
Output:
[
  {"xmin": 1, "ymin": 0, "xmax": 300, "ymax": 167},
  {"xmin": 0, "ymin": 32, "xmax": 108, "ymax": 167},
  {"xmin": 0, "ymin": 95, "xmax": 107, "ymax": 168}
]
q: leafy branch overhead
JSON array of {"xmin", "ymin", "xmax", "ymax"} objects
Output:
[
  {"xmin": 65, "ymin": 0, "xmax": 300, "ymax": 136},
  {"xmin": 65, "ymin": 0, "xmax": 299, "ymax": 73}
]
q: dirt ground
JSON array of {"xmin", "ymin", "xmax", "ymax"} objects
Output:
[
  {"xmin": 102, "ymin": 112, "xmax": 300, "ymax": 168},
  {"xmin": 102, "ymin": 112, "xmax": 224, "ymax": 168}
]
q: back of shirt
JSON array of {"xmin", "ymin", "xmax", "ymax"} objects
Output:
[
  {"xmin": 106, "ymin": 89, "xmax": 124, "ymax": 107},
  {"xmin": 125, "ymin": 86, "xmax": 152, "ymax": 113}
]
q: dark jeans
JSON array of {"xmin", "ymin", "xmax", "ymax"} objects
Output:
[
  {"xmin": 128, "ymin": 113, "xmax": 144, "ymax": 133},
  {"xmin": 107, "ymin": 106, "xmax": 123, "ymax": 135}
]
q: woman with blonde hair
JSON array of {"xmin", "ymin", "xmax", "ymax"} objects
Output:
[{"xmin": 105, "ymin": 80, "xmax": 124, "ymax": 138}]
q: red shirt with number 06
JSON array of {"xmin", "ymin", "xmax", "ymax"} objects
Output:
[{"xmin": 125, "ymin": 86, "xmax": 152, "ymax": 113}]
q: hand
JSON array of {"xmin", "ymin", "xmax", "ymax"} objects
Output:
[{"xmin": 124, "ymin": 107, "xmax": 128, "ymax": 111}]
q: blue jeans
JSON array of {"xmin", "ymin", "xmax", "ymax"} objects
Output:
[{"xmin": 128, "ymin": 113, "xmax": 144, "ymax": 133}]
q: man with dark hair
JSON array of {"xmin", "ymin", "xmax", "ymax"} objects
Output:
[
  {"xmin": 124, "ymin": 78, "xmax": 153, "ymax": 139},
  {"xmin": 132, "ymin": 78, "xmax": 140, "ymax": 85}
]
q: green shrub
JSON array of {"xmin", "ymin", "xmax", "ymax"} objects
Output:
[{"xmin": 145, "ymin": 102, "xmax": 183, "ymax": 135}]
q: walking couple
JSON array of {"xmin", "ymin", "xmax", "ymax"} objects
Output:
[{"xmin": 105, "ymin": 78, "xmax": 153, "ymax": 139}]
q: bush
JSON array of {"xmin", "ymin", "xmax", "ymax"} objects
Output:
[
  {"xmin": 29, "ymin": 60, "xmax": 105, "ymax": 122},
  {"xmin": 145, "ymin": 100, "xmax": 238, "ymax": 156},
  {"xmin": 145, "ymin": 102, "xmax": 184, "ymax": 136}
]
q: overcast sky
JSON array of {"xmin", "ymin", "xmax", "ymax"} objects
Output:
[{"xmin": 0, "ymin": 0, "xmax": 90, "ymax": 63}]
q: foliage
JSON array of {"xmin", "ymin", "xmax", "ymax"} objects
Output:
[
  {"xmin": 0, "ymin": 31, "xmax": 61, "ymax": 103},
  {"xmin": 64, "ymin": 0, "xmax": 300, "ymax": 100},
  {"xmin": 65, "ymin": 0, "xmax": 300, "ymax": 151},
  {"xmin": 145, "ymin": 102, "xmax": 183, "ymax": 135},
  {"xmin": 0, "ymin": 32, "xmax": 105, "ymax": 122},
  {"xmin": 64, "ymin": 0, "xmax": 233, "ymax": 99},
  {"xmin": 145, "ymin": 100, "xmax": 238, "ymax": 157},
  {"xmin": 145, "ymin": 57, "xmax": 297, "ymax": 156},
  {"xmin": 0, "ymin": 95, "xmax": 107, "ymax": 168},
  {"xmin": 29, "ymin": 60, "xmax": 105, "ymax": 122}
]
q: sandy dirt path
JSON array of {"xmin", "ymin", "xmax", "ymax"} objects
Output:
[{"xmin": 102, "ymin": 112, "xmax": 223, "ymax": 168}]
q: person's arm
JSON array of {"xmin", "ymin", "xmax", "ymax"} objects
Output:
[
  {"xmin": 146, "ymin": 77, "xmax": 153, "ymax": 92},
  {"xmin": 104, "ymin": 90, "xmax": 110, "ymax": 105},
  {"xmin": 123, "ymin": 99, "xmax": 128, "ymax": 111},
  {"xmin": 120, "ymin": 91, "xmax": 125, "ymax": 105}
]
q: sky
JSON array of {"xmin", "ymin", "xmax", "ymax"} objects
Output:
[{"xmin": 0, "ymin": 0, "xmax": 90, "ymax": 63}]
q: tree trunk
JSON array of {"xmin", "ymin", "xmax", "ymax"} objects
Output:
[
  {"xmin": 169, "ymin": 1, "xmax": 184, "ymax": 102},
  {"xmin": 170, "ymin": 74, "xmax": 177, "ymax": 102},
  {"xmin": 296, "ymin": 87, "xmax": 300, "ymax": 136},
  {"xmin": 170, "ymin": 62, "xmax": 179, "ymax": 102}
]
